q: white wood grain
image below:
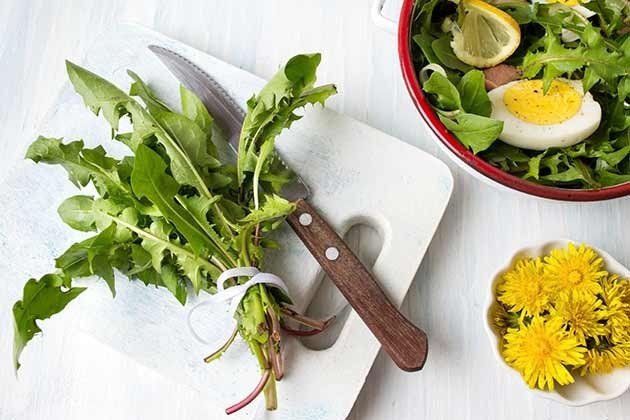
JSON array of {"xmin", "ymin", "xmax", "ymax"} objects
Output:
[{"xmin": 1, "ymin": 1, "xmax": 630, "ymax": 419}]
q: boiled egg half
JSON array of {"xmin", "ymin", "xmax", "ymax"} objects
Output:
[{"xmin": 488, "ymin": 79, "xmax": 601, "ymax": 150}]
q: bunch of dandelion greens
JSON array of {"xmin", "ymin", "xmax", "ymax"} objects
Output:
[
  {"xmin": 12, "ymin": 54, "xmax": 337, "ymax": 414},
  {"xmin": 493, "ymin": 243, "xmax": 630, "ymax": 391}
]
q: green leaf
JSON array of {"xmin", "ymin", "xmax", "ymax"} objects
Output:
[
  {"xmin": 574, "ymin": 158, "xmax": 600, "ymax": 188},
  {"xmin": 540, "ymin": 153, "xmax": 564, "ymax": 176},
  {"xmin": 141, "ymin": 219, "xmax": 173, "ymax": 272},
  {"xmin": 55, "ymin": 237, "xmax": 98, "ymax": 278},
  {"xmin": 103, "ymin": 213, "xmax": 219, "ymax": 293},
  {"xmin": 412, "ymin": 31, "xmax": 440, "ymax": 64},
  {"xmin": 124, "ymin": 80, "xmax": 219, "ymax": 176},
  {"xmin": 498, "ymin": 2, "xmax": 537, "ymax": 24},
  {"xmin": 524, "ymin": 152, "xmax": 545, "ymax": 180},
  {"xmin": 66, "ymin": 62, "xmax": 214, "ymax": 200},
  {"xmin": 582, "ymin": 67, "xmax": 601, "ymax": 93},
  {"xmin": 619, "ymin": 77, "xmax": 630, "ymax": 101},
  {"xmin": 521, "ymin": 26, "xmax": 628, "ymax": 93},
  {"xmin": 26, "ymin": 137, "xmax": 91, "ymax": 188},
  {"xmin": 176, "ymin": 194, "xmax": 236, "ymax": 266},
  {"xmin": 92, "ymin": 198, "xmax": 125, "ymax": 230},
  {"xmin": 542, "ymin": 165, "xmax": 586, "ymax": 183},
  {"xmin": 240, "ymin": 194, "xmax": 295, "ymax": 228},
  {"xmin": 113, "ymin": 207, "xmax": 139, "ymax": 243},
  {"xmin": 438, "ymin": 113, "xmax": 503, "ymax": 154},
  {"xmin": 431, "ymin": 35, "xmax": 473, "ymax": 73},
  {"xmin": 26, "ymin": 137, "xmax": 136, "ymax": 206},
  {"xmin": 125, "ymin": 244, "xmax": 154, "ymax": 279},
  {"xmin": 58, "ymin": 195, "xmax": 96, "ymax": 232},
  {"xmin": 598, "ymin": 170, "xmax": 630, "ymax": 187},
  {"xmin": 53, "ymin": 225, "xmax": 122, "ymax": 296},
  {"xmin": 522, "ymin": 33, "xmax": 586, "ymax": 93},
  {"xmin": 131, "ymin": 144, "xmax": 211, "ymax": 254},
  {"xmin": 252, "ymin": 139, "xmax": 276, "ymax": 208},
  {"xmin": 480, "ymin": 142, "xmax": 531, "ymax": 171},
  {"xmin": 579, "ymin": 25, "xmax": 627, "ymax": 89},
  {"xmin": 180, "ymin": 85, "xmax": 216, "ymax": 154},
  {"xmin": 237, "ymin": 286, "xmax": 268, "ymax": 344},
  {"xmin": 91, "ymin": 199, "xmax": 141, "ymax": 243},
  {"xmin": 91, "ymin": 253, "xmax": 115, "ymax": 295},
  {"xmin": 422, "ymin": 71, "xmax": 462, "ymax": 111},
  {"xmin": 416, "ymin": 0, "xmax": 441, "ymax": 33},
  {"xmin": 66, "ymin": 61, "xmax": 155, "ymax": 146},
  {"xmin": 598, "ymin": 145, "xmax": 630, "ymax": 167},
  {"xmin": 154, "ymin": 111, "xmax": 222, "ymax": 171},
  {"xmin": 127, "ymin": 70, "xmax": 171, "ymax": 115},
  {"xmin": 457, "ymin": 70, "xmax": 492, "ymax": 117},
  {"xmin": 13, "ymin": 274, "xmax": 85, "ymax": 370},
  {"xmin": 160, "ymin": 264, "xmax": 188, "ymax": 305},
  {"xmin": 237, "ymin": 53, "xmax": 336, "ymax": 186},
  {"xmin": 585, "ymin": 0, "xmax": 628, "ymax": 35}
]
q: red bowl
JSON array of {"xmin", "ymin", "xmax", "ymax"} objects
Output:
[{"xmin": 397, "ymin": 0, "xmax": 630, "ymax": 202}]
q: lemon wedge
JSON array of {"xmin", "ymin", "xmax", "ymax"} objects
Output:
[{"xmin": 450, "ymin": 0, "xmax": 521, "ymax": 68}]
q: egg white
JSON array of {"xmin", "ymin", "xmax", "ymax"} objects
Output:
[{"xmin": 488, "ymin": 79, "xmax": 601, "ymax": 150}]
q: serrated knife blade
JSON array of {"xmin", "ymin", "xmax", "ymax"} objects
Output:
[
  {"xmin": 149, "ymin": 45, "xmax": 429, "ymax": 372},
  {"xmin": 148, "ymin": 45, "xmax": 309, "ymax": 201}
]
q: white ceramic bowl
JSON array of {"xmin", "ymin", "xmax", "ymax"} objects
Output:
[{"xmin": 484, "ymin": 239, "xmax": 630, "ymax": 406}]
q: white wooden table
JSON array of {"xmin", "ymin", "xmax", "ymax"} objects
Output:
[{"xmin": 1, "ymin": 1, "xmax": 629, "ymax": 419}]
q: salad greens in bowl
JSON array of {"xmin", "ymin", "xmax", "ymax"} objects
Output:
[{"xmin": 398, "ymin": 0, "xmax": 629, "ymax": 200}]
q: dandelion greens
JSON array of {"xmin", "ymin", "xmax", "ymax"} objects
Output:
[{"xmin": 13, "ymin": 54, "xmax": 337, "ymax": 413}]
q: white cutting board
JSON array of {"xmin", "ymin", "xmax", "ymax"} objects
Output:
[{"xmin": 0, "ymin": 24, "xmax": 452, "ymax": 420}]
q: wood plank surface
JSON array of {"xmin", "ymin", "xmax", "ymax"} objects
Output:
[{"xmin": 1, "ymin": 1, "xmax": 629, "ymax": 419}]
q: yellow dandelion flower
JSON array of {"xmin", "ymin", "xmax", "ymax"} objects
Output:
[
  {"xmin": 503, "ymin": 317, "xmax": 586, "ymax": 391},
  {"xmin": 544, "ymin": 243, "xmax": 606, "ymax": 297},
  {"xmin": 600, "ymin": 274, "xmax": 630, "ymax": 304},
  {"xmin": 579, "ymin": 343, "xmax": 630, "ymax": 376},
  {"xmin": 552, "ymin": 292, "xmax": 607, "ymax": 344},
  {"xmin": 498, "ymin": 258, "xmax": 551, "ymax": 318},
  {"xmin": 600, "ymin": 275, "xmax": 630, "ymax": 342}
]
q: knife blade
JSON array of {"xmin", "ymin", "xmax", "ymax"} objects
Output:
[{"xmin": 149, "ymin": 45, "xmax": 428, "ymax": 372}]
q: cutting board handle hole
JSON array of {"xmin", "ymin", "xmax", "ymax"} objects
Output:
[{"xmin": 300, "ymin": 221, "xmax": 383, "ymax": 350}]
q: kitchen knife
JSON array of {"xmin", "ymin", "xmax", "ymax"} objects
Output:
[{"xmin": 149, "ymin": 45, "xmax": 428, "ymax": 372}]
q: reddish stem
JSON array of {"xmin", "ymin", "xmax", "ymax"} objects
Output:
[
  {"xmin": 280, "ymin": 316, "xmax": 336, "ymax": 337},
  {"xmin": 265, "ymin": 308, "xmax": 284, "ymax": 380},
  {"xmin": 281, "ymin": 325, "xmax": 324, "ymax": 336},
  {"xmin": 266, "ymin": 308, "xmax": 282, "ymax": 343},
  {"xmin": 281, "ymin": 307, "xmax": 335, "ymax": 330},
  {"xmin": 266, "ymin": 338, "xmax": 284, "ymax": 380},
  {"xmin": 225, "ymin": 370, "xmax": 271, "ymax": 415},
  {"xmin": 254, "ymin": 224, "xmax": 261, "ymax": 245}
]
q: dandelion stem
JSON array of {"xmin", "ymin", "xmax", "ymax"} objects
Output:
[
  {"xmin": 280, "ymin": 307, "xmax": 336, "ymax": 331},
  {"xmin": 281, "ymin": 315, "xmax": 336, "ymax": 337},
  {"xmin": 203, "ymin": 326, "xmax": 239, "ymax": 363},
  {"xmin": 225, "ymin": 370, "xmax": 271, "ymax": 415}
]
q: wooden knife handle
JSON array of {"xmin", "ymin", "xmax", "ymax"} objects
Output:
[{"xmin": 286, "ymin": 198, "xmax": 428, "ymax": 372}]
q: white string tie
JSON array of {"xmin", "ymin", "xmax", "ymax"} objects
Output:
[{"xmin": 186, "ymin": 267, "xmax": 289, "ymax": 345}]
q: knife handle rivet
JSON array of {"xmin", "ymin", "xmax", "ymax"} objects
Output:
[
  {"xmin": 325, "ymin": 247, "xmax": 339, "ymax": 261},
  {"xmin": 299, "ymin": 213, "xmax": 313, "ymax": 226}
]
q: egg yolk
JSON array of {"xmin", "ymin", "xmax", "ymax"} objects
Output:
[{"xmin": 503, "ymin": 80, "xmax": 582, "ymax": 125}]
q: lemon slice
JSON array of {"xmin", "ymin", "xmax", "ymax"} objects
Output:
[{"xmin": 450, "ymin": 0, "xmax": 521, "ymax": 68}]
